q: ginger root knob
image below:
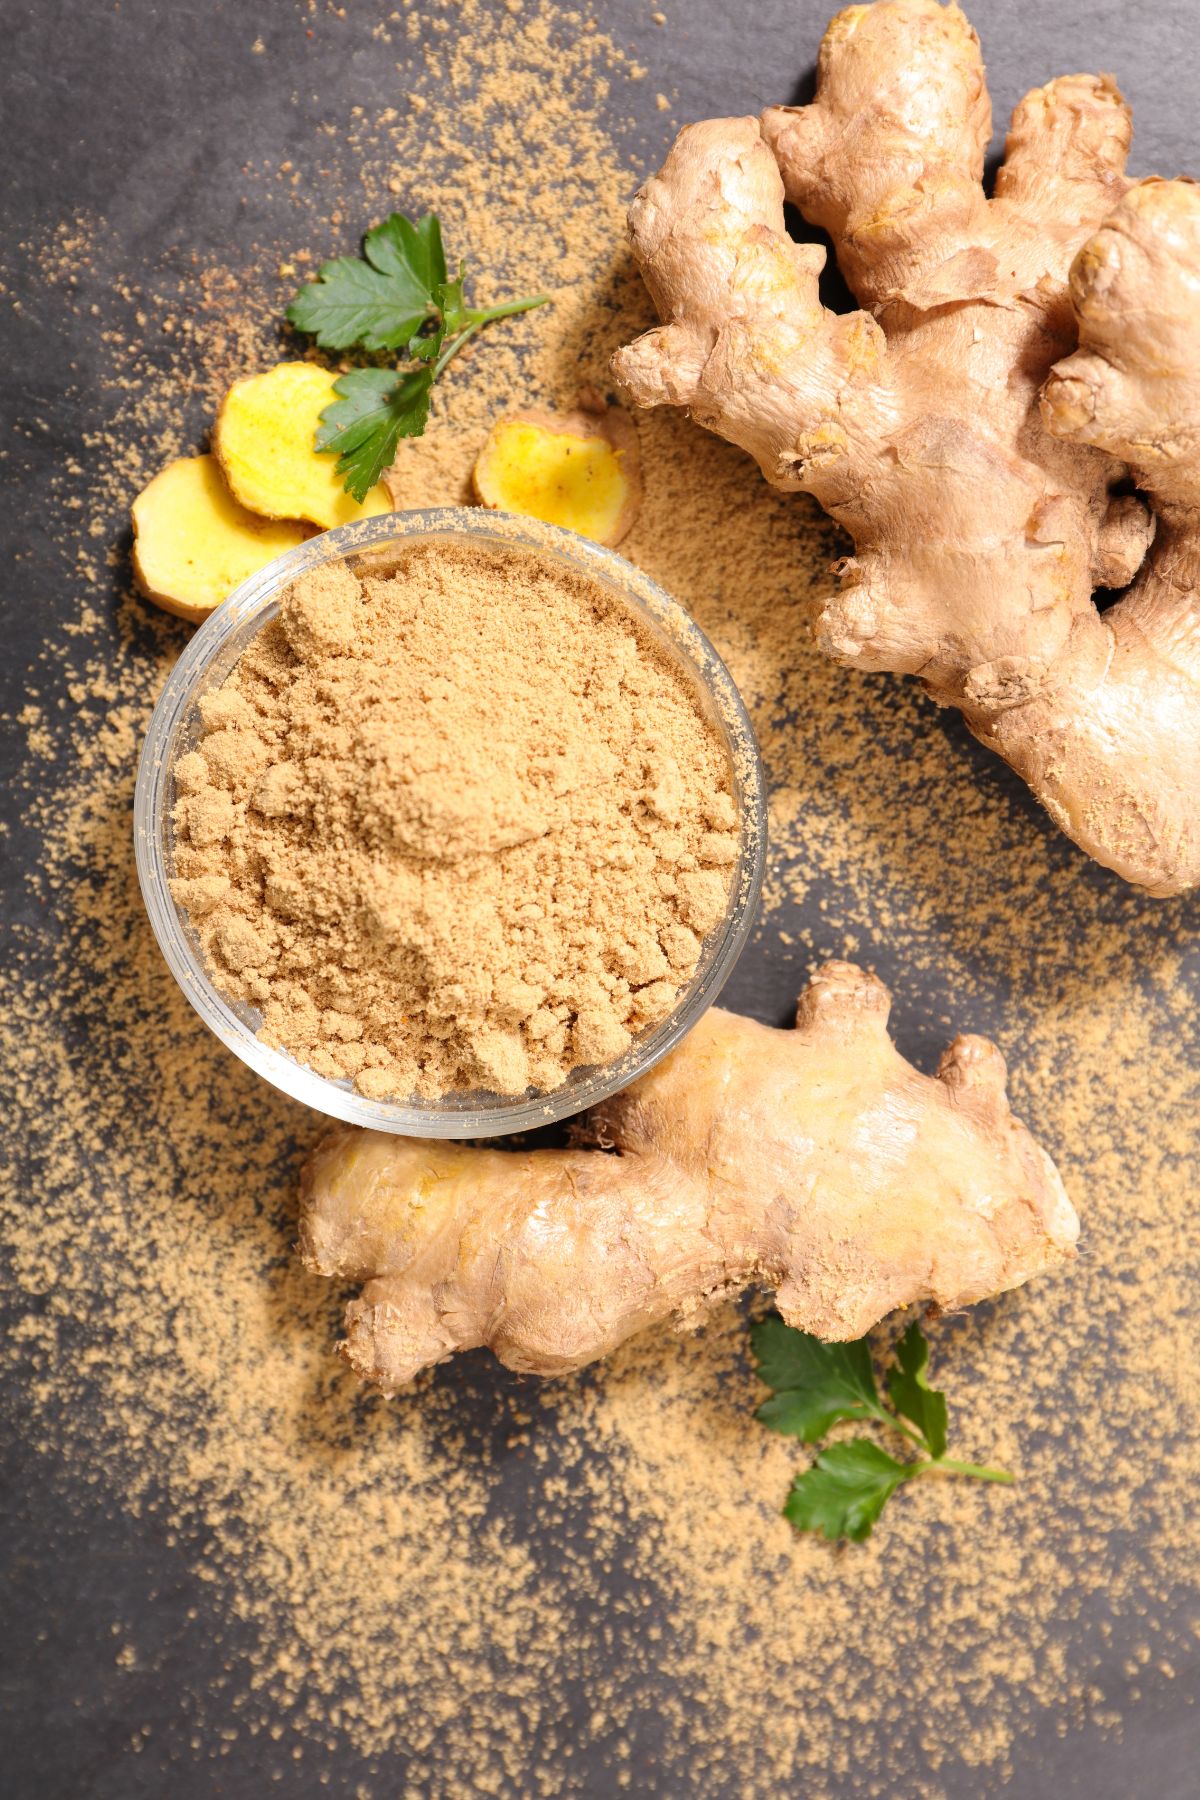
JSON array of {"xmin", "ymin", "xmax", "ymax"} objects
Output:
[{"xmin": 300, "ymin": 962, "xmax": 1077, "ymax": 1393}]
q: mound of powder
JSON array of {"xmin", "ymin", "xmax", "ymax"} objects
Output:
[{"xmin": 170, "ymin": 540, "xmax": 740, "ymax": 1099}]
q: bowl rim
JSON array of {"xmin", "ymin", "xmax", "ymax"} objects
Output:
[{"xmin": 133, "ymin": 506, "xmax": 767, "ymax": 1137}]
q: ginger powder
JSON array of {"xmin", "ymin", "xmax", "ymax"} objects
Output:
[{"xmin": 170, "ymin": 540, "xmax": 740, "ymax": 1099}]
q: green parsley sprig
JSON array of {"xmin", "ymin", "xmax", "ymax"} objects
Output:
[
  {"xmin": 286, "ymin": 212, "xmax": 547, "ymax": 501},
  {"xmin": 751, "ymin": 1315, "xmax": 1012, "ymax": 1543}
]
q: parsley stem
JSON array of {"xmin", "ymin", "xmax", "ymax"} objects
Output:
[
  {"xmin": 471, "ymin": 293, "xmax": 550, "ymax": 325},
  {"xmin": 432, "ymin": 295, "xmax": 549, "ymax": 382},
  {"xmin": 878, "ymin": 1409, "xmax": 928, "ymax": 1452},
  {"xmin": 913, "ymin": 1457, "xmax": 1014, "ymax": 1485}
]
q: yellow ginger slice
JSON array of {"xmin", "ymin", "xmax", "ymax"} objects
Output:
[
  {"xmin": 131, "ymin": 455, "xmax": 309, "ymax": 623},
  {"xmin": 214, "ymin": 363, "xmax": 392, "ymax": 530},
  {"xmin": 473, "ymin": 403, "xmax": 642, "ymax": 546}
]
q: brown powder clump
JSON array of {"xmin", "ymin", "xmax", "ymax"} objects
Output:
[{"xmin": 173, "ymin": 542, "xmax": 738, "ymax": 1099}]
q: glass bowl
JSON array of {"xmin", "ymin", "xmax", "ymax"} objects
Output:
[{"xmin": 134, "ymin": 508, "xmax": 766, "ymax": 1137}]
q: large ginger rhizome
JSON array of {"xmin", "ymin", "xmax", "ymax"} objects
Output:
[{"xmin": 614, "ymin": 0, "xmax": 1200, "ymax": 895}]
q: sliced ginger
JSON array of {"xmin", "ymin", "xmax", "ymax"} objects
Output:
[
  {"xmin": 215, "ymin": 363, "xmax": 392, "ymax": 531},
  {"xmin": 131, "ymin": 456, "xmax": 309, "ymax": 623},
  {"xmin": 473, "ymin": 402, "xmax": 642, "ymax": 546}
]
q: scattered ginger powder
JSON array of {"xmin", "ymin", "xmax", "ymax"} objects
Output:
[{"xmin": 170, "ymin": 540, "xmax": 739, "ymax": 1099}]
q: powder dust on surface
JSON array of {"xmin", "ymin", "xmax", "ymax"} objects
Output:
[
  {"xmin": 1, "ymin": 0, "xmax": 1198, "ymax": 1794},
  {"xmin": 175, "ymin": 544, "xmax": 737, "ymax": 1099}
]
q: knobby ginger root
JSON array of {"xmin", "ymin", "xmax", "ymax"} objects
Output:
[
  {"xmin": 214, "ymin": 363, "xmax": 392, "ymax": 530},
  {"xmin": 300, "ymin": 962, "xmax": 1076, "ymax": 1391},
  {"xmin": 473, "ymin": 401, "xmax": 643, "ymax": 545},
  {"xmin": 131, "ymin": 456, "xmax": 309, "ymax": 622},
  {"xmin": 612, "ymin": 0, "xmax": 1200, "ymax": 895}
]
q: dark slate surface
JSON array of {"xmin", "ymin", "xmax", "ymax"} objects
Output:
[{"xmin": 2, "ymin": 1, "xmax": 1197, "ymax": 1795}]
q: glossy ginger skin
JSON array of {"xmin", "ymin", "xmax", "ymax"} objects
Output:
[
  {"xmin": 300, "ymin": 963, "xmax": 1076, "ymax": 1391},
  {"xmin": 611, "ymin": 0, "xmax": 1200, "ymax": 894}
]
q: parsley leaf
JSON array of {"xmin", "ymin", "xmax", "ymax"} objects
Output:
[
  {"xmin": 364, "ymin": 212, "xmax": 446, "ymax": 297},
  {"xmin": 286, "ymin": 209, "xmax": 548, "ymax": 500},
  {"xmin": 887, "ymin": 1317, "xmax": 948, "ymax": 1459},
  {"xmin": 314, "ymin": 367, "xmax": 434, "ymax": 500},
  {"xmin": 286, "ymin": 212, "xmax": 446, "ymax": 352},
  {"xmin": 783, "ymin": 1441, "xmax": 914, "ymax": 1543},
  {"xmin": 750, "ymin": 1315, "xmax": 882, "ymax": 1442},
  {"xmin": 752, "ymin": 1313, "xmax": 1013, "ymax": 1542}
]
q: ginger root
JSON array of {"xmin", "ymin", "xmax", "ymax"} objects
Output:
[
  {"xmin": 131, "ymin": 455, "xmax": 309, "ymax": 622},
  {"xmin": 612, "ymin": 0, "xmax": 1200, "ymax": 894},
  {"xmin": 472, "ymin": 402, "xmax": 642, "ymax": 546},
  {"xmin": 214, "ymin": 363, "xmax": 392, "ymax": 530},
  {"xmin": 300, "ymin": 962, "xmax": 1076, "ymax": 1391}
]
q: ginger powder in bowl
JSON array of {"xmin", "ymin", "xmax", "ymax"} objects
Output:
[{"xmin": 136, "ymin": 509, "xmax": 765, "ymax": 1136}]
